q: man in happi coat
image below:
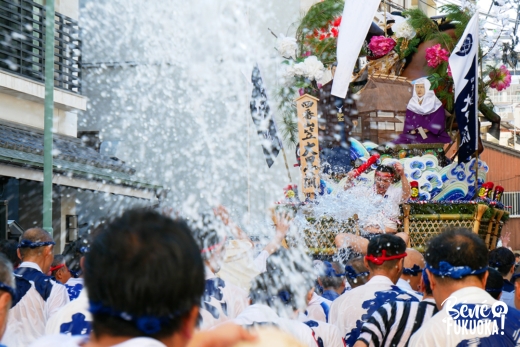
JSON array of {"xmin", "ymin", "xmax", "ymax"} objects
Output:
[{"xmin": 392, "ymin": 77, "xmax": 450, "ymax": 145}]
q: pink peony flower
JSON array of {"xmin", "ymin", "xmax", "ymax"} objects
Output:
[
  {"xmin": 425, "ymin": 44, "xmax": 450, "ymax": 68},
  {"xmin": 489, "ymin": 65, "xmax": 512, "ymax": 92},
  {"xmin": 368, "ymin": 36, "xmax": 396, "ymax": 57}
]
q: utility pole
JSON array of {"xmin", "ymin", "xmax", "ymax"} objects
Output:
[{"xmin": 43, "ymin": 0, "xmax": 55, "ymax": 235}]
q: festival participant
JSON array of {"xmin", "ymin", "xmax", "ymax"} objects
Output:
[
  {"xmin": 190, "ymin": 213, "xmax": 249, "ymax": 330},
  {"xmin": 0, "ymin": 253, "xmax": 15, "ymax": 343},
  {"xmin": 354, "ymin": 270, "xmax": 438, "ymax": 347},
  {"xmin": 329, "ymin": 234, "xmax": 421, "ymax": 347},
  {"xmin": 235, "ymin": 272, "xmax": 318, "ymax": 346},
  {"xmin": 304, "ymin": 287, "xmax": 332, "ymax": 323},
  {"xmin": 317, "ymin": 261, "xmax": 348, "ymax": 301},
  {"xmin": 397, "ymin": 248, "xmax": 425, "ymax": 292},
  {"xmin": 409, "ymin": 228, "xmax": 520, "ymax": 346},
  {"xmin": 485, "ymin": 268, "xmax": 504, "ymax": 300},
  {"xmin": 31, "ymin": 209, "xmax": 256, "ymax": 347},
  {"xmin": 488, "ymin": 247, "xmax": 516, "ymax": 293},
  {"xmin": 344, "ymin": 257, "xmax": 369, "ymax": 289},
  {"xmin": 335, "ymin": 164, "xmax": 411, "ymax": 255},
  {"xmin": 3, "ymin": 228, "xmax": 69, "ymax": 347},
  {"xmin": 391, "ymin": 78, "xmax": 450, "ymax": 145},
  {"xmin": 50, "ymin": 255, "xmax": 72, "ymax": 285},
  {"xmin": 0, "ymin": 240, "xmax": 20, "ymax": 269},
  {"xmin": 45, "ymin": 256, "xmax": 91, "ymax": 336}
]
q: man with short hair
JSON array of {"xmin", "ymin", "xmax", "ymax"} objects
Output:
[
  {"xmin": 397, "ymin": 248, "xmax": 425, "ymax": 292},
  {"xmin": 31, "ymin": 209, "xmax": 255, "ymax": 347},
  {"xmin": 4, "ymin": 228, "xmax": 69, "ymax": 347},
  {"xmin": 485, "ymin": 268, "xmax": 504, "ymax": 300},
  {"xmin": 318, "ymin": 261, "xmax": 347, "ymax": 302},
  {"xmin": 329, "ymin": 234, "xmax": 421, "ymax": 347},
  {"xmin": 354, "ymin": 270, "xmax": 438, "ymax": 347},
  {"xmin": 344, "ymin": 257, "xmax": 370, "ymax": 289},
  {"xmin": 335, "ymin": 164, "xmax": 411, "ymax": 255},
  {"xmin": 409, "ymin": 228, "xmax": 520, "ymax": 346},
  {"xmin": 488, "ymin": 247, "xmax": 516, "ymax": 292},
  {"xmin": 50, "ymin": 255, "xmax": 72, "ymax": 285}
]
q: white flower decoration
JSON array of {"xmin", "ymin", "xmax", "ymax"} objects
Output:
[
  {"xmin": 276, "ymin": 34, "xmax": 298, "ymax": 59},
  {"xmin": 392, "ymin": 20, "xmax": 416, "ymax": 40},
  {"xmin": 302, "ymin": 56, "xmax": 325, "ymax": 81}
]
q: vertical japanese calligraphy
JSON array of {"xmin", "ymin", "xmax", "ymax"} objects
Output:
[{"xmin": 296, "ymin": 94, "xmax": 320, "ymax": 199}]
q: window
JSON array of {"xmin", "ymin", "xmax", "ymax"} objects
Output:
[{"xmin": 502, "ymin": 192, "xmax": 520, "ymax": 217}]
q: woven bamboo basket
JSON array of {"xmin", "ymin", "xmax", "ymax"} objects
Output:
[{"xmin": 285, "ymin": 204, "xmax": 508, "ymax": 254}]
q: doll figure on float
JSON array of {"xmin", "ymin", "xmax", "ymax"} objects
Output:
[{"xmin": 392, "ymin": 77, "xmax": 451, "ymax": 145}]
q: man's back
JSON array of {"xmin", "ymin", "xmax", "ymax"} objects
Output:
[
  {"xmin": 357, "ymin": 299, "xmax": 437, "ymax": 347},
  {"xmin": 409, "ymin": 287, "xmax": 520, "ymax": 346},
  {"xmin": 329, "ymin": 275, "xmax": 421, "ymax": 346},
  {"xmin": 45, "ymin": 289, "xmax": 91, "ymax": 336},
  {"xmin": 5, "ymin": 263, "xmax": 69, "ymax": 347}
]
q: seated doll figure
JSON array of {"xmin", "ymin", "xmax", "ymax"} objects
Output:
[{"xmin": 392, "ymin": 77, "xmax": 451, "ymax": 145}]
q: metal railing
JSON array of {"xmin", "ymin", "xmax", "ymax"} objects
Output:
[
  {"xmin": 502, "ymin": 191, "xmax": 520, "ymax": 218},
  {"xmin": 0, "ymin": 0, "xmax": 81, "ymax": 94}
]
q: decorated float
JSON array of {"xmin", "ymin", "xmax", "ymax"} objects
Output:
[{"xmin": 273, "ymin": 0, "xmax": 513, "ymax": 254}]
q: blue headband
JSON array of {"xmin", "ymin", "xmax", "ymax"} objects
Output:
[
  {"xmin": 422, "ymin": 268, "xmax": 430, "ymax": 288},
  {"xmin": 18, "ymin": 240, "xmax": 55, "ymax": 249},
  {"xmin": 345, "ymin": 265, "xmax": 369, "ymax": 279},
  {"xmin": 489, "ymin": 261, "xmax": 515, "ymax": 267},
  {"xmin": 89, "ymin": 301, "xmax": 181, "ymax": 335},
  {"xmin": 403, "ymin": 264, "xmax": 422, "ymax": 276},
  {"xmin": 323, "ymin": 261, "xmax": 346, "ymax": 278},
  {"xmin": 426, "ymin": 261, "xmax": 488, "ymax": 279},
  {"xmin": 0, "ymin": 282, "xmax": 15, "ymax": 299},
  {"xmin": 485, "ymin": 287, "xmax": 503, "ymax": 293}
]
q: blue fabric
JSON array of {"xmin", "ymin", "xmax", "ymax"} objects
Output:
[
  {"xmin": 402, "ymin": 264, "xmax": 422, "ymax": 276},
  {"xmin": 202, "ymin": 278, "xmax": 227, "ymax": 319},
  {"xmin": 426, "ymin": 262, "xmax": 488, "ymax": 279},
  {"xmin": 65, "ymin": 283, "xmax": 84, "ymax": 301},
  {"xmin": 319, "ymin": 301, "xmax": 330, "ymax": 323},
  {"xmin": 503, "ymin": 279, "xmax": 514, "ymax": 293},
  {"xmin": 322, "ymin": 290, "xmax": 340, "ymax": 302},
  {"xmin": 18, "ymin": 240, "xmax": 55, "ymax": 249},
  {"xmin": 60, "ymin": 313, "xmax": 92, "ymax": 336},
  {"xmin": 344, "ymin": 286, "xmax": 420, "ymax": 347},
  {"xmin": 12, "ymin": 267, "xmax": 55, "ymax": 307}
]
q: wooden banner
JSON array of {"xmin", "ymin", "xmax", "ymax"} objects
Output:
[{"xmin": 296, "ymin": 94, "xmax": 320, "ymax": 199}]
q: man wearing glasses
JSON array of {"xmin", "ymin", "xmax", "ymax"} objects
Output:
[{"xmin": 335, "ymin": 163, "xmax": 411, "ymax": 255}]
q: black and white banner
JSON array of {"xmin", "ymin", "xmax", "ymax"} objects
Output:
[
  {"xmin": 250, "ymin": 65, "xmax": 282, "ymax": 168},
  {"xmin": 449, "ymin": 13, "xmax": 479, "ymax": 163}
]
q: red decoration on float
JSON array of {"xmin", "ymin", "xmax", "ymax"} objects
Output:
[{"xmin": 351, "ymin": 153, "xmax": 381, "ymax": 179}]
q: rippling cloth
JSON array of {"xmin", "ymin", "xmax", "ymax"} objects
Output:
[
  {"xmin": 45, "ymin": 289, "xmax": 91, "ymax": 336},
  {"xmin": 4, "ymin": 262, "xmax": 69, "ymax": 347},
  {"xmin": 298, "ymin": 314, "xmax": 345, "ymax": 347},
  {"xmin": 329, "ymin": 275, "xmax": 421, "ymax": 347}
]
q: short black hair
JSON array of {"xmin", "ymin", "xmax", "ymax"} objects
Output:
[
  {"xmin": 488, "ymin": 247, "xmax": 515, "ymax": 276},
  {"xmin": 50, "ymin": 254, "xmax": 65, "ymax": 277},
  {"xmin": 375, "ymin": 164, "xmax": 399, "ymax": 182},
  {"xmin": 425, "ymin": 228, "xmax": 488, "ymax": 281},
  {"xmin": 318, "ymin": 261, "xmax": 344, "ymax": 289},
  {"xmin": 250, "ymin": 248, "xmax": 314, "ymax": 315},
  {"xmin": 84, "ymin": 209, "xmax": 204, "ymax": 339},
  {"xmin": 345, "ymin": 257, "xmax": 369, "ymax": 288},
  {"xmin": 366, "ymin": 234, "xmax": 406, "ymax": 271},
  {"xmin": 0, "ymin": 240, "xmax": 20, "ymax": 268},
  {"xmin": 485, "ymin": 268, "xmax": 503, "ymax": 300}
]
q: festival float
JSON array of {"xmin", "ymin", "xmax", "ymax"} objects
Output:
[{"xmin": 273, "ymin": 0, "xmax": 512, "ymax": 254}]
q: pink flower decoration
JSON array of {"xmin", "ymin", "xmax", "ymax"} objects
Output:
[
  {"xmin": 447, "ymin": 65, "xmax": 452, "ymax": 77},
  {"xmin": 425, "ymin": 44, "xmax": 450, "ymax": 68},
  {"xmin": 368, "ymin": 36, "xmax": 396, "ymax": 57},
  {"xmin": 489, "ymin": 65, "xmax": 512, "ymax": 92}
]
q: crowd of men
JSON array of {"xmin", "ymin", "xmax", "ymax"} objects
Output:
[{"xmin": 0, "ymin": 205, "xmax": 518, "ymax": 347}]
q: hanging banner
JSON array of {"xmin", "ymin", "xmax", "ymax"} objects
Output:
[
  {"xmin": 449, "ymin": 13, "xmax": 479, "ymax": 163},
  {"xmin": 250, "ymin": 65, "xmax": 282, "ymax": 168},
  {"xmin": 331, "ymin": 0, "xmax": 380, "ymax": 98},
  {"xmin": 296, "ymin": 94, "xmax": 320, "ymax": 199}
]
